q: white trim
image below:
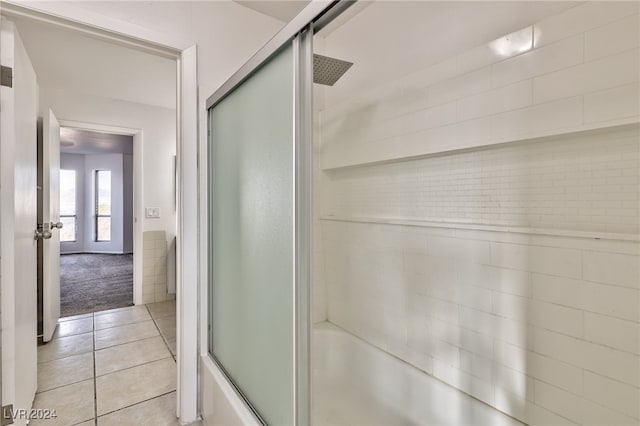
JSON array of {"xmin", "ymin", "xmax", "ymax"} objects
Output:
[
  {"xmin": 177, "ymin": 44, "xmax": 199, "ymax": 424},
  {"xmin": 2, "ymin": 1, "xmax": 184, "ymax": 58},
  {"xmin": 58, "ymin": 119, "xmax": 145, "ymax": 305},
  {"xmin": 200, "ymin": 355, "xmax": 261, "ymax": 425}
]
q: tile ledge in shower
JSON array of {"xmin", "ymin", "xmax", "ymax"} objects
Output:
[
  {"xmin": 319, "ymin": 216, "xmax": 640, "ymax": 243},
  {"xmin": 320, "ymin": 118, "xmax": 640, "ymax": 171}
]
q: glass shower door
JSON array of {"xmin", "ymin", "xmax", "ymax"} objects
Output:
[{"xmin": 208, "ymin": 42, "xmax": 297, "ymax": 425}]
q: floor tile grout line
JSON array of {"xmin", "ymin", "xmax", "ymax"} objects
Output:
[
  {"xmin": 93, "ymin": 317, "xmax": 154, "ymax": 332},
  {"xmin": 92, "ymin": 305, "xmax": 144, "ymax": 317},
  {"xmin": 61, "ymin": 304, "xmax": 138, "ymax": 321},
  {"xmin": 58, "ymin": 314, "xmax": 94, "ymax": 323},
  {"xmin": 146, "ymin": 305, "xmax": 176, "ymax": 361},
  {"xmin": 36, "ymin": 376, "xmax": 95, "ymax": 395},
  {"xmin": 55, "ymin": 315, "xmax": 152, "ymax": 339},
  {"xmin": 95, "ymin": 332, "xmax": 162, "ymax": 352},
  {"xmin": 54, "ymin": 318, "xmax": 149, "ymax": 340},
  {"xmin": 38, "ymin": 349, "xmax": 95, "ymax": 365},
  {"xmin": 46, "ymin": 318, "xmax": 155, "ymax": 350},
  {"xmin": 33, "ymin": 377, "xmax": 95, "ymax": 399},
  {"xmin": 37, "ymin": 302, "xmax": 177, "ymax": 425},
  {"xmin": 37, "ymin": 350, "xmax": 94, "ymax": 367},
  {"xmin": 95, "ymin": 390, "xmax": 177, "ymax": 419},
  {"xmin": 95, "ymin": 334, "xmax": 164, "ymax": 352},
  {"xmin": 53, "ymin": 308, "xmax": 173, "ymax": 341},
  {"xmin": 95, "ymin": 355, "xmax": 175, "ymax": 379}
]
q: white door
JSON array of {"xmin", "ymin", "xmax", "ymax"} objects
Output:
[
  {"xmin": 42, "ymin": 109, "xmax": 61, "ymax": 342},
  {"xmin": 0, "ymin": 18, "xmax": 39, "ymax": 424}
]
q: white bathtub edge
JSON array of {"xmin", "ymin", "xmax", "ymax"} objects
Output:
[{"xmin": 200, "ymin": 354, "xmax": 261, "ymax": 426}]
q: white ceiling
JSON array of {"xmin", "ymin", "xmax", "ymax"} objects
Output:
[
  {"xmin": 12, "ymin": 16, "xmax": 176, "ymax": 109},
  {"xmin": 60, "ymin": 127, "xmax": 133, "ymax": 155},
  {"xmin": 234, "ymin": 1, "xmax": 309, "ymax": 22}
]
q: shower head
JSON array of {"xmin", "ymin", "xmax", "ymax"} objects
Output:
[{"xmin": 313, "ymin": 54, "xmax": 353, "ymax": 86}]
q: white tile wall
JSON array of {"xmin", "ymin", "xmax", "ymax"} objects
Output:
[
  {"xmin": 457, "ymin": 27, "xmax": 533, "ymax": 76},
  {"xmin": 322, "ymin": 126, "xmax": 639, "ymax": 235},
  {"xmin": 533, "ymin": 2, "xmax": 639, "ymax": 48},
  {"xmin": 584, "ymin": 14, "xmax": 640, "ymax": 62},
  {"xmin": 532, "ymin": 48, "xmax": 639, "ymax": 105},
  {"xmin": 319, "ymin": 5, "xmax": 640, "ymax": 169},
  {"xmin": 314, "ymin": 4, "xmax": 640, "ymax": 425},
  {"xmin": 319, "ymin": 220, "xmax": 640, "ymax": 426},
  {"xmin": 583, "ymin": 83, "xmax": 640, "ymax": 124},
  {"xmin": 491, "ymin": 34, "xmax": 584, "ymax": 89},
  {"xmin": 142, "ymin": 231, "xmax": 171, "ymax": 304}
]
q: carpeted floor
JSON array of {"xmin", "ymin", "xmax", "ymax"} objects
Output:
[{"xmin": 60, "ymin": 253, "xmax": 133, "ymax": 318}]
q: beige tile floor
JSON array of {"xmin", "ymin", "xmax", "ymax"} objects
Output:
[{"xmin": 34, "ymin": 301, "xmax": 199, "ymax": 426}]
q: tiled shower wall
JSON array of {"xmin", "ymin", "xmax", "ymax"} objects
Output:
[
  {"xmin": 321, "ymin": 220, "xmax": 639, "ymax": 425},
  {"xmin": 142, "ymin": 231, "xmax": 171, "ymax": 304},
  {"xmin": 316, "ymin": 2, "xmax": 640, "ymax": 425},
  {"xmin": 319, "ymin": 2, "xmax": 639, "ymax": 169},
  {"xmin": 323, "ymin": 126, "xmax": 639, "ymax": 235}
]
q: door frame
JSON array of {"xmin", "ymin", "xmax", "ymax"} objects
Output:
[
  {"xmin": 0, "ymin": 4, "xmax": 200, "ymax": 423},
  {"xmin": 57, "ymin": 120, "xmax": 144, "ymax": 305}
]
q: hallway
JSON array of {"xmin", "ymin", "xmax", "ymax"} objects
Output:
[{"xmin": 33, "ymin": 301, "xmax": 191, "ymax": 425}]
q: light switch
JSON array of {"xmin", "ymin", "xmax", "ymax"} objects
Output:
[{"xmin": 145, "ymin": 207, "xmax": 160, "ymax": 218}]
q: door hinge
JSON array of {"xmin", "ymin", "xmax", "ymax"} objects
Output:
[
  {"xmin": 1, "ymin": 66, "xmax": 13, "ymax": 88},
  {"xmin": 1, "ymin": 404, "xmax": 14, "ymax": 425}
]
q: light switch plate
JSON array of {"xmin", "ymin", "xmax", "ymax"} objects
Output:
[{"xmin": 145, "ymin": 207, "xmax": 160, "ymax": 218}]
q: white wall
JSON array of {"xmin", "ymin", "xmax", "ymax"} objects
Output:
[
  {"xmin": 14, "ymin": 1, "xmax": 288, "ymax": 155},
  {"xmin": 59, "ymin": 153, "xmax": 85, "ymax": 253},
  {"xmin": 316, "ymin": 3, "xmax": 640, "ymax": 426},
  {"xmin": 40, "ymin": 87, "xmax": 177, "ymax": 246},
  {"xmin": 22, "ymin": 1, "xmax": 287, "ymax": 99}
]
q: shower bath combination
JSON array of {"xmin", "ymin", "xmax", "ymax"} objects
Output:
[{"xmin": 205, "ymin": 1, "xmax": 640, "ymax": 425}]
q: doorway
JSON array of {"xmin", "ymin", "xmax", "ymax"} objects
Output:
[
  {"xmin": 1, "ymin": 1, "xmax": 199, "ymax": 422},
  {"xmin": 1, "ymin": 9, "xmax": 185, "ymax": 425},
  {"xmin": 57, "ymin": 127, "xmax": 135, "ymax": 317}
]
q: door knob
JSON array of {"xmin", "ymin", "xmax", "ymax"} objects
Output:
[
  {"xmin": 34, "ymin": 229, "xmax": 52, "ymax": 240},
  {"xmin": 34, "ymin": 222, "xmax": 56, "ymax": 240}
]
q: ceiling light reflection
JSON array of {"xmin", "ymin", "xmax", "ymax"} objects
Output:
[{"xmin": 490, "ymin": 26, "xmax": 533, "ymax": 58}]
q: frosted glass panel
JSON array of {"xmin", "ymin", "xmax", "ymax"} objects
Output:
[{"xmin": 208, "ymin": 44, "xmax": 294, "ymax": 425}]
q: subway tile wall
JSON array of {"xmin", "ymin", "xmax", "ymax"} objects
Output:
[
  {"xmin": 322, "ymin": 126, "xmax": 639, "ymax": 235},
  {"xmin": 319, "ymin": 2, "xmax": 640, "ymax": 169},
  {"xmin": 142, "ymin": 231, "xmax": 171, "ymax": 304},
  {"xmin": 320, "ymin": 220, "xmax": 639, "ymax": 425},
  {"xmin": 315, "ymin": 3, "xmax": 640, "ymax": 425}
]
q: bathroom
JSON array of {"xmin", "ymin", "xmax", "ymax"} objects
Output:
[{"xmin": 204, "ymin": 1, "xmax": 639, "ymax": 425}]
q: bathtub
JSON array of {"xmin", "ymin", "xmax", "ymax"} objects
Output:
[{"xmin": 312, "ymin": 322, "xmax": 523, "ymax": 426}]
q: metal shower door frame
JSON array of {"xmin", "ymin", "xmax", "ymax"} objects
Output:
[
  {"xmin": 205, "ymin": 1, "xmax": 357, "ymax": 424},
  {"xmin": 201, "ymin": 0, "xmax": 356, "ymax": 425},
  {"xmin": 205, "ymin": 0, "xmax": 356, "ymax": 111}
]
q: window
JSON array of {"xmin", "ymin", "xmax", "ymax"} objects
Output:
[
  {"xmin": 59, "ymin": 169, "xmax": 76, "ymax": 242},
  {"xmin": 95, "ymin": 170, "xmax": 111, "ymax": 242}
]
